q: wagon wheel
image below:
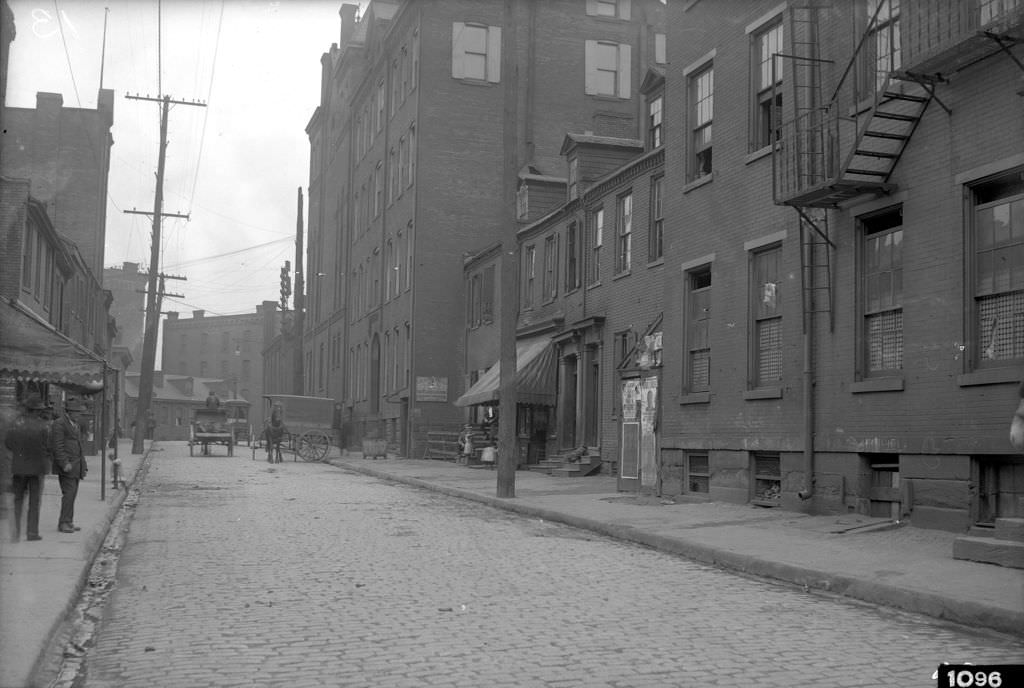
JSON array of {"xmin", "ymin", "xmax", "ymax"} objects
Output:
[{"xmin": 296, "ymin": 431, "xmax": 330, "ymax": 462}]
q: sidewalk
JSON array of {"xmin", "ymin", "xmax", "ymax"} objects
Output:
[
  {"xmin": 0, "ymin": 439, "xmax": 151, "ymax": 688},
  {"xmin": 328, "ymin": 452, "xmax": 1024, "ymax": 638}
]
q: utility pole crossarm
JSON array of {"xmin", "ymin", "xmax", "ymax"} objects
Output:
[
  {"xmin": 125, "ymin": 93, "xmax": 207, "ymax": 108},
  {"xmin": 125, "ymin": 209, "xmax": 190, "ymax": 220}
]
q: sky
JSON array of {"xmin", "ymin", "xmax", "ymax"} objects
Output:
[{"xmin": 5, "ymin": 0, "xmax": 365, "ymax": 318}]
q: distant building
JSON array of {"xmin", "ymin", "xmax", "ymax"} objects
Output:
[
  {"xmin": 304, "ymin": 0, "xmax": 666, "ymax": 460},
  {"xmin": 161, "ymin": 303, "xmax": 276, "ymax": 428},
  {"xmin": 124, "ymin": 371, "xmax": 239, "ymax": 442},
  {"xmin": 104, "ymin": 262, "xmax": 148, "ymax": 372}
]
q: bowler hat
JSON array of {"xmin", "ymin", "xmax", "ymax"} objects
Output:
[{"xmin": 21, "ymin": 393, "xmax": 48, "ymax": 411}]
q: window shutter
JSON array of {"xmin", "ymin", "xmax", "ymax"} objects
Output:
[
  {"xmin": 584, "ymin": 40, "xmax": 598, "ymax": 95},
  {"xmin": 487, "ymin": 26, "xmax": 502, "ymax": 83},
  {"xmin": 586, "ymin": 0, "xmax": 599, "ymax": 16},
  {"xmin": 655, "ymin": 33, "xmax": 666, "ymax": 64},
  {"xmin": 620, "ymin": 0, "xmax": 631, "ymax": 20},
  {"xmin": 452, "ymin": 22, "xmax": 465, "ymax": 79},
  {"xmin": 618, "ymin": 43, "xmax": 631, "ymax": 98}
]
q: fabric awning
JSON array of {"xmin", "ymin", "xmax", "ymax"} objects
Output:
[
  {"xmin": 454, "ymin": 335, "xmax": 556, "ymax": 407},
  {"xmin": 0, "ymin": 301, "xmax": 106, "ymax": 391}
]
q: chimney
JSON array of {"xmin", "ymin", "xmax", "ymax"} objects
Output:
[
  {"xmin": 166, "ymin": 311, "xmax": 178, "ymax": 321},
  {"xmin": 192, "ymin": 310, "xmax": 205, "ymax": 319},
  {"xmin": 123, "ymin": 261, "xmax": 139, "ymax": 274},
  {"xmin": 339, "ymin": 3, "xmax": 359, "ymax": 47}
]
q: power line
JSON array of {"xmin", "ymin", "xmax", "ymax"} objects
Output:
[
  {"xmin": 53, "ymin": 1, "xmax": 82, "ymax": 106},
  {"xmin": 162, "ymin": 237, "xmax": 291, "ymax": 269},
  {"xmin": 189, "ymin": 0, "xmax": 225, "ymax": 208}
]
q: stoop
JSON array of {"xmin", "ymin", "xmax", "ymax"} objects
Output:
[{"xmin": 953, "ymin": 517, "xmax": 1024, "ymax": 569}]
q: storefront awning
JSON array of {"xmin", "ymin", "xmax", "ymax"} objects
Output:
[
  {"xmin": 0, "ymin": 301, "xmax": 105, "ymax": 391},
  {"xmin": 454, "ymin": 335, "xmax": 556, "ymax": 407}
]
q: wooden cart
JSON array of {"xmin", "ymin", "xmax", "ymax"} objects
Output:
[
  {"xmin": 189, "ymin": 407, "xmax": 234, "ymax": 456},
  {"xmin": 254, "ymin": 394, "xmax": 335, "ymax": 462}
]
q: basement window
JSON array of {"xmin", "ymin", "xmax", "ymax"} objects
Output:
[
  {"xmin": 687, "ymin": 452, "xmax": 709, "ymax": 493},
  {"xmin": 752, "ymin": 452, "xmax": 781, "ymax": 505}
]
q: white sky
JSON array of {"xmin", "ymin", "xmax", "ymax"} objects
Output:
[{"xmin": 5, "ymin": 0, "xmax": 364, "ymax": 317}]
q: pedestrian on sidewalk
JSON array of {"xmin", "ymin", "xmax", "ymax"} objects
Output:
[
  {"xmin": 51, "ymin": 400, "xmax": 89, "ymax": 534},
  {"xmin": 5, "ymin": 393, "xmax": 52, "ymax": 542}
]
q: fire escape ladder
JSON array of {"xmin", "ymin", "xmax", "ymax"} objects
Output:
[
  {"xmin": 797, "ymin": 207, "xmax": 834, "ymax": 333},
  {"xmin": 839, "ymin": 74, "xmax": 933, "ymax": 186}
]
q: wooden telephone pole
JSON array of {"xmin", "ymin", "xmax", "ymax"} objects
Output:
[{"xmin": 126, "ymin": 94, "xmax": 205, "ymax": 454}]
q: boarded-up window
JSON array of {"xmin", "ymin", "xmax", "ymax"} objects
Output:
[{"xmin": 584, "ymin": 40, "xmax": 631, "ymax": 98}]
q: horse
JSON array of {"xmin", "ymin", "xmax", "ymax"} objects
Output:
[{"xmin": 264, "ymin": 403, "xmax": 288, "ymax": 464}]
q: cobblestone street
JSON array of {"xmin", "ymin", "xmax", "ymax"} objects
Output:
[{"xmin": 81, "ymin": 443, "xmax": 1023, "ymax": 687}]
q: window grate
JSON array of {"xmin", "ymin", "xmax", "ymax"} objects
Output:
[
  {"xmin": 756, "ymin": 318, "xmax": 782, "ymax": 383},
  {"xmin": 689, "ymin": 350, "xmax": 710, "ymax": 391},
  {"xmin": 978, "ymin": 290, "xmax": 1024, "ymax": 361},
  {"xmin": 867, "ymin": 309, "xmax": 903, "ymax": 371}
]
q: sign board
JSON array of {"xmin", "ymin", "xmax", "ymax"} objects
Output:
[{"xmin": 416, "ymin": 376, "xmax": 448, "ymax": 402}]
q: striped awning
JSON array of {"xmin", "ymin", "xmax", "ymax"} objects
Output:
[
  {"xmin": 454, "ymin": 335, "xmax": 556, "ymax": 407},
  {"xmin": 0, "ymin": 301, "xmax": 105, "ymax": 390}
]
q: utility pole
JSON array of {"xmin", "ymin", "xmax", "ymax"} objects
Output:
[
  {"xmin": 126, "ymin": 93, "xmax": 206, "ymax": 454},
  {"xmin": 497, "ymin": 0, "xmax": 520, "ymax": 498},
  {"xmin": 293, "ymin": 187, "xmax": 305, "ymax": 396}
]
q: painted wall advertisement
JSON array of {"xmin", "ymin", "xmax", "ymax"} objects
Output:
[{"xmin": 416, "ymin": 376, "xmax": 448, "ymax": 402}]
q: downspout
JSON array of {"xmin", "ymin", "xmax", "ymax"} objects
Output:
[{"xmin": 798, "ymin": 225, "xmax": 815, "ymax": 501}]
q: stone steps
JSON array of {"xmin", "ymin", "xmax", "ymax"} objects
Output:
[{"xmin": 953, "ymin": 518, "xmax": 1024, "ymax": 569}]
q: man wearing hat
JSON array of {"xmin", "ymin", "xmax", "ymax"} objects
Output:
[
  {"xmin": 51, "ymin": 399, "xmax": 88, "ymax": 534},
  {"xmin": 4, "ymin": 393, "xmax": 52, "ymax": 542}
]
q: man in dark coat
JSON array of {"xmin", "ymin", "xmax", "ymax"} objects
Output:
[
  {"xmin": 5, "ymin": 394, "xmax": 52, "ymax": 541},
  {"xmin": 1012, "ymin": 379, "xmax": 1024, "ymax": 452},
  {"xmin": 51, "ymin": 400, "xmax": 88, "ymax": 534}
]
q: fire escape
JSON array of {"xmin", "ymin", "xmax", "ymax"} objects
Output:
[{"xmin": 769, "ymin": 0, "xmax": 1023, "ymax": 501}]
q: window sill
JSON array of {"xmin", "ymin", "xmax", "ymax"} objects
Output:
[
  {"xmin": 587, "ymin": 93, "xmax": 627, "ymax": 102},
  {"xmin": 743, "ymin": 386, "xmax": 782, "ymax": 400},
  {"xmin": 679, "ymin": 392, "xmax": 710, "ymax": 405},
  {"xmin": 612, "ymin": 270, "xmax": 631, "ymax": 281},
  {"xmin": 454, "ymin": 77, "xmax": 497, "ymax": 87},
  {"xmin": 646, "ymin": 258, "xmax": 665, "ymax": 269},
  {"xmin": 744, "ymin": 147, "xmax": 772, "ymax": 165},
  {"xmin": 850, "ymin": 377, "xmax": 904, "ymax": 393},
  {"xmin": 958, "ymin": 368, "xmax": 1023, "ymax": 387},
  {"xmin": 587, "ymin": 281, "xmax": 602, "ymax": 290},
  {"xmin": 683, "ymin": 174, "xmax": 713, "ymax": 193}
]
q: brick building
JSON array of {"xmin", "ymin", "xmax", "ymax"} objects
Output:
[
  {"xmin": 104, "ymin": 261, "xmax": 149, "ymax": 372},
  {"xmin": 161, "ymin": 304, "xmax": 276, "ymax": 428},
  {"xmin": 304, "ymin": 0, "xmax": 666, "ymax": 459},
  {"xmin": 124, "ymin": 371, "xmax": 235, "ymax": 442},
  {"xmin": 656, "ymin": 0, "xmax": 1024, "ymax": 532}
]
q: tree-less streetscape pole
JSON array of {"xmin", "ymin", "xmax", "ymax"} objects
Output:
[
  {"xmin": 126, "ymin": 94, "xmax": 205, "ymax": 454},
  {"xmin": 497, "ymin": 0, "xmax": 519, "ymax": 497}
]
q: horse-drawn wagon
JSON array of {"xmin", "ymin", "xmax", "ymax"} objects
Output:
[
  {"xmin": 253, "ymin": 394, "xmax": 335, "ymax": 462},
  {"xmin": 189, "ymin": 407, "xmax": 234, "ymax": 456}
]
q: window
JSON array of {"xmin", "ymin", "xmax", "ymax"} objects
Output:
[
  {"xmin": 517, "ymin": 183, "xmax": 529, "ymax": 220},
  {"xmin": 398, "ymin": 136, "xmax": 407, "ymax": 191},
  {"xmin": 587, "ymin": 0, "xmax": 629, "ymax": 18},
  {"xmin": 751, "ymin": 20, "xmax": 783, "ymax": 151},
  {"xmin": 860, "ymin": 0, "xmax": 901, "ymax": 92},
  {"xmin": 585, "ymin": 40, "xmax": 631, "ymax": 98},
  {"xmin": 566, "ymin": 221, "xmax": 581, "ymax": 292},
  {"xmin": 468, "ymin": 272, "xmax": 482, "ymax": 327},
  {"xmin": 981, "ymin": 0, "xmax": 1021, "ymax": 24},
  {"xmin": 589, "ymin": 208, "xmax": 604, "ymax": 285},
  {"xmin": 523, "ymin": 244, "xmax": 536, "ymax": 309},
  {"xmin": 34, "ymin": 231, "xmax": 43, "ymax": 296},
  {"xmin": 391, "ymin": 59, "xmax": 400, "ymax": 117},
  {"xmin": 568, "ymin": 157, "xmax": 579, "ymax": 200},
  {"xmin": 649, "ymin": 176, "xmax": 663, "ymax": 261},
  {"xmin": 411, "ymin": 30, "xmax": 420, "ymax": 92},
  {"xmin": 374, "ymin": 161, "xmax": 383, "ymax": 217},
  {"xmin": 615, "ymin": 330, "xmax": 632, "ymax": 368},
  {"xmin": 686, "ymin": 267, "xmax": 712, "ymax": 392},
  {"xmin": 407, "ymin": 124, "xmax": 416, "ymax": 187},
  {"xmin": 861, "ymin": 208, "xmax": 904, "ymax": 375},
  {"xmin": 452, "ymin": 23, "xmax": 501, "ymax": 83},
  {"xmin": 222, "ymin": 331, "xmax": 229, "ymax": 352},
  {"xmin": 376, "ymin": 79, "xmax": 385, "ymax": 132},
  {"xmin": 690, "ymin": 65, "xmax": 713, "ymax": 180},
  {"xmin": 388, "ymin": 148, "xmax": 397, "ymax": 204},
  {"xmin": 21, "ymin": 224, "xmax": 33, "ymax": 291},
  {"xmin": 201, "ymin": 332, "xmax": 209, "ymax": 351},
  {"xmin": 200, "ymin": 360, "xmax": 208, "ymax": 376},
  {"xmin": 615, "ymin": 192, "xmax": 632, "ymax": 274},
  {"xmin": 543, "ymin": 234, "xmax": 559, "ymax": 302},
  {"xmin": 971, "ymin": 170, "xmax": 1024, "ymax": 368},
  {"xmin": 405, "ymin": 222, "xmax": 413, "ymax": 290},
  {"xmin": 648, "ymin": 94, "xmax": 663, "ymax": 149},
  {"xmin": 482, "ymin": 264, "xmax": 495, "ymax": 324},
  {"xmin": 385, "ymin": 240, "xmax": 394, "ymax": 300},
  {"xmin": 750, "ymin": 245, "xmax": 782, "ymax": 387},
  {"xmin": 751, "ymin": 452, "xmax": 781, "ymax": 503},
  {"xmin": 687, "ymin": 453, "xmax": 710, "ymax": 493},
  {"xmin": 655, "ymin": 33, "xmax": 666, "ymax": 65}
]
